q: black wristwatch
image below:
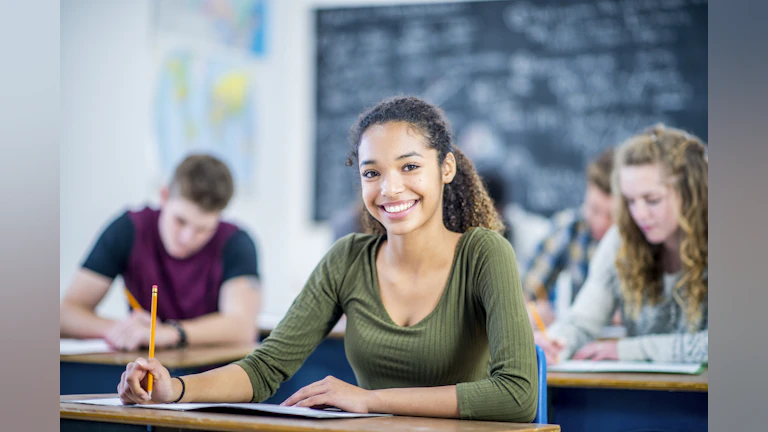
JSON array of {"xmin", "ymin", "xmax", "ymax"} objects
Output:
[{"xmin": 167, "ymin": 320, "xmax": 188, "ymax": 348}]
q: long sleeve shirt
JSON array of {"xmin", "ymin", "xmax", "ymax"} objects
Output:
[
  {"xmin": 522, "ymin": 208, "xmax": 596, "ymax": 302},
  {"xmin": 235, "ymin": 228, "xmax": 538, "ymax": 422},
  {"xmin": 547, "ymin": 226, "xmax": 708, "ymax": 363}
]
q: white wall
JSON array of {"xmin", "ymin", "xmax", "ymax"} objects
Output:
[
  {"xmin": 61, "ymin": 0, "xmax": 155, "ymax": 320},
  {"xmin": 60, "ymin": 0, "xmax": 548, "ymax": 327}
]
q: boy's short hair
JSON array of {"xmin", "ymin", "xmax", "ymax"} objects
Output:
[
  {"xmin": 169, "ymin": 154, "xmax": 234, "ymax": 212},
  {"xmin": 586, "ymin": 148, "xmax": 615, "ymax": 195}
]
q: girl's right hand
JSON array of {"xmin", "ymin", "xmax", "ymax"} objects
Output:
[
  {"xmin": 118, "ymin": 357, "xmax": 176, "ymax": 404},
  {"xmin": 534, "ymin": 332, "xmax": 565, "ymax": 365}
]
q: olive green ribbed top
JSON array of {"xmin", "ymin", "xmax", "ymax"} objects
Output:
[{"xmin": 234, "ymin": 227, "xmax": 537, "ymax": 422}]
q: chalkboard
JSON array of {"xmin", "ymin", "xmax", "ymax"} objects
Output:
[{"xmin": 313, "ymin": 0, "xmax": 707, "ymax": 221}]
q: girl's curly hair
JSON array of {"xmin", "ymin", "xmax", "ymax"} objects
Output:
[{"xmin": 613, "ymin": 124, "xmax": 708, "ymax": 330}]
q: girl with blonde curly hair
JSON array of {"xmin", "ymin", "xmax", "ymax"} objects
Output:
[
  {"xmin": 537, "ymin": 124, "xmax": 708, "ymax": 364},
  {"xmin": 115, "ymin": 96, "xmax": 538, "ymax": 422}
]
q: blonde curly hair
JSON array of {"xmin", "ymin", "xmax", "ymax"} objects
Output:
[{"xmin": 613, "ymin": 124, "xmax": 708, "ymax": 330}]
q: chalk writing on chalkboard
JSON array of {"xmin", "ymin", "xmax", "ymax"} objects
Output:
[{"xmin": 314, "ymin": 0, "xmax": 707, "ymax": 221}]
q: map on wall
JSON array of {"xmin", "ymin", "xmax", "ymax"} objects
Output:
[
  {"xmin": 155, "ymin": 49, "xmax": 256, "ymax": 187},
  {"xmin": 154, "ymin": 0, "xmax": 267, "ymax": 55},
  {"xmin": 152, "ymin": 0, "xmax": 267, "ymax": 189}
]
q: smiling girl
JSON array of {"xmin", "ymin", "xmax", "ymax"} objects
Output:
[
  {"xmin": 116, "ymin": 96, "xmax": 538, "ymax": 422},
  {"xmin": 537, "ymin": 124, "xmax": 708, "ymax": 364}
]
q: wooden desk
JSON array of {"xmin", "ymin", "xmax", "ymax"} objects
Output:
[
  {"xmin": 225, "ymin": 334, "xmax": 705, "ymax": 432},
  {"xmin": 547, "ymin": 368, "xmax": 708, "ymax": 432},
  {"xmin": 61, "ymin": 344, "xmax": 258, "ymax": 396},
  {"xmin": 60, "ymin": 394, "xmax": 560, "ymax": 432},
  {"xmin": 61, "ymin": 343, "xmax": 259, "ymax": 368},
  {"xmin": 547, "ymin": 369, "xmax": 708, "ymax": 392}
]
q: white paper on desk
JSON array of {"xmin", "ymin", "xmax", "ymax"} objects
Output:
[
  {"xmin": 60, "ymin": 339, "xmax": 114, "ymax": 355},
  {"xmin": 70, "ymin": 398, "xmax": 392, "ymax": 419},
  {"xmin": 548, "ymin": 360, "xmax": 704, "ymax": 374}
]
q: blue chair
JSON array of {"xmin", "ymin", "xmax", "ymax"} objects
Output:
[{"xmin": 534, "ymin": 345, "xmax": 548, "ymax": 424}]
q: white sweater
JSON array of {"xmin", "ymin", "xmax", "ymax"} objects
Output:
[{"xmin": 547, "ymin": 226, "xmax": 708, "ymax": 363}]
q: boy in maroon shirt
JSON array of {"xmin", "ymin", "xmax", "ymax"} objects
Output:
[{"xmin": 60, "ymin": 155, "xmax": 260, "ymax": 351}]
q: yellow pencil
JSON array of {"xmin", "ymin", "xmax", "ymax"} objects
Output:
[
  {"xmin": 527, "ymin": 301, "xmax": 550, "ymax": 341},
  {"xmin": 124, "ymin": 287, "xmax": 143, "ymax": 312},
  {"xmin": 147, "ymin": 285, "xmax": 158, "ymax": 398}
]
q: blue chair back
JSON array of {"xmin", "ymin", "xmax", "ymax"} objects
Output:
[{"xmin": 534, "ymin": 345, "xmax": 548, "ymax": 424}]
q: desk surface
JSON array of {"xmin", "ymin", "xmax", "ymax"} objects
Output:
[
  {"xmin": 547, "ymin": 368, "xmax": 708, "ymax": 392},
  {"xmin": 61, "ymin": 394, "xmax": 560, "ymax": 432},
  {"xmin": 60, "ymin": 344, "xmax": 258, "ymax": 369}
]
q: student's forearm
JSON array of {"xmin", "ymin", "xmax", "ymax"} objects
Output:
[
  {"xmin": 618, "ymin": 330, "xmax": 709, "ymax": 363},
  {"xmin": 181, "ymin": 313, "xmax": 257, "ymax": 346},
  {"xmin": 59, "ymin": 301, "xmax": 116, "ymax": 338},
  {"xmin": 174, "ymin": 364, "xmax": 254, "ymax": 403},
  {"xmin": 368, "ymin": 385, "xmax": 460, "ymax": 418}
]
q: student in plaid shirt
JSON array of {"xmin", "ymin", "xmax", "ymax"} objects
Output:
[{"xmin": 523, "ymin": 148, "xmax": 614, "ymax": 326}]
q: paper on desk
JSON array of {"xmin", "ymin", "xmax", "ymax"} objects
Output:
[
  {"xmin": 70, "ymin": 397, "xmax": 392, "ymax": 419},
  {"xmin": 60, "ymin": 339, "xmax": 114, "ymax": 355},
  {"xmin": 548, "ymin": 360, "xmax": 704, "ymax": 374}
]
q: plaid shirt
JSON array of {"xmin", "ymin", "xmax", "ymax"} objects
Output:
[{"xmin": 522, "ymin": 208, "xmax": 598, "ymax": 302}]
